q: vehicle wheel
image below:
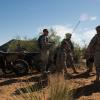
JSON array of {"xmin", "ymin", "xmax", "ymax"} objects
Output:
[
  {"xmin": 13, "ymin": 59, "xmax": 29, "ymax": 76},
  {"xmin": 0, "ymin": 57, "xmax": 13, "ymax": 74}
]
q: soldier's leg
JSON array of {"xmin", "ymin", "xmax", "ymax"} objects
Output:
[
  {"xmin": 70, "ymin": 58, "xmax": 78, "ymax": 73},
  {"xmin": 95, "ymin": 67, "xmax": 100, "ymax": 81},
  {"xmin": 64, "ymin": 66, "xmax": 67, "ymax": 73},
  {"xmin": 40, "ymin": 49, "xmax": 49, "ymax": 72},
  {"xmin": 72, "ymin": 66, "xmax": 78, "ymax": 73},
  {"xmin": 86, "ymin": 58, "xmax": 94, "ymax": 73},
  {"xmin": 95, "ymin": 58, "xmax": 100, "ymax": 81},
  {"xmin": 94, "ymin": 53, "xmax": 100, "ymax": 82},
  {"xmin": 87, "ymin": 63, "xmax": 93, "ymax": 73},
  {"xmin": 67, "ymin": 54, "xmax": 78, "ymax": 73}
]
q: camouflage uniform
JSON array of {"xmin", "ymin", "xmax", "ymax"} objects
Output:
[
  {"xmin": 55, "ymin": 41, "xmax": 68, "ymax": 73},
  {"xmin": 62, "ymin": 33, "xmax": 77, "ymax": 73},
  {"xmin": 87, "ymin": 26, "xmax": 100, "ymax": 81},
  {"xmin": 64, "ymin": 39, "xmax": 74, "ymax": 67},
  {"xmin": 62, "ymin": 34, "xmax": 74, "ymax": 67}
]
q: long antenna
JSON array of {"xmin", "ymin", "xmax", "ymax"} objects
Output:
[{"xmin": 72, "ymin": 20, "xmax": 81, "ymax": 33}]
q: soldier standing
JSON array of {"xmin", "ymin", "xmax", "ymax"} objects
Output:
[
  {"xmin": 87, "ymin": 26, "xmax": 100, "ymax": 83},
  {"xmin": 62, "ymin": 33, "xmax": 78, "ymax": 74},
  {"xmin": 38, "ymin": 29, "xmax": 52, "ymax": 72}
]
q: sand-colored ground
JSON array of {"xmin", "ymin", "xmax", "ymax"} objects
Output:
[{"xmin": 0, "ymin": 67, "xmax": 100, "ymax": 100}]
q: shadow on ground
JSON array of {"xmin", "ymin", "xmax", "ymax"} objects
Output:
[
  {"xmin": 74, "ymin": 82, "xmax": 100, "ymax": 99},
  {"xmin": 0, "ymin": 73, "xmax": 47, "ymax": 87},
  {"xmin": 71, "ymin": 71, "xmax": 95, "ymax": 79},
  {"xmin": 0, "ymin": 71, "xmax": 39, "ymax": 78},
  {"xmin": 64, "ymin": 71, "xmax": 95, "ymax": 80}
]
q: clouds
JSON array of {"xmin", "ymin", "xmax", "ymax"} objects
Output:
[
  {"xmin": 90, "ymin": 16, "xmax": 97, "ymax": 21},
  {"xmin": 51, "ymin": 25, "xmax": 73, "ymax": 38},
  {"xmin": 82, "ymin": 29, "xmax": 96, "ymax": 45},
  {"xmin": 80, "ymin": 13, "xmax": 97, "ymax": 21}
]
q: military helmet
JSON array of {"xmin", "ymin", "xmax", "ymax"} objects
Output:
[{"xmin": 65, "ymin": 33, "xmax": 72, "ymax": 38}]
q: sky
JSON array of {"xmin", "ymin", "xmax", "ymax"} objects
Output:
[{"xmin": 0, "ymin": 0, "xmax": 100, "ymax": 46}]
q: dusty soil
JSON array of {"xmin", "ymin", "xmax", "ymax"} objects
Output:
[{"xmin": 0, "ymin": 67, "xmax": 100, "ymax": 100}]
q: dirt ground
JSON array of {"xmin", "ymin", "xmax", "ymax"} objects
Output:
[{"xmin": 0, "ymin": 66, "xmax": 100, "ymax": 100}]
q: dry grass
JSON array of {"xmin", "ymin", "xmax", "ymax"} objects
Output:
[
  {"xmin": 13, "ymin": 73, "xmax": 74, "ymax": 100},
  {"xmin": 48, "ymin": 74, "xmax": 73, "ymax": 100}
]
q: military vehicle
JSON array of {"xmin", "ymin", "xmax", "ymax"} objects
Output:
[
  {"xmin": 0, "ymin": 50, "xmax": 44, "ymax": 75},
  {"xmin": 0, "ymin": 39, "xmax": 55, "ymax": 76}
]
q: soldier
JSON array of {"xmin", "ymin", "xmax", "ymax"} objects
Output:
[
  {"xmin": 38, "ymin": 29, "xmax": 49, "ymax": 49},
  {"xmin": 62, "ymin": 33, "xmax": 78, "ymax": 74},
  {"xmin": 38, "ymin": 29, "xmax": 52, "ymax": 72},
  {"xmin": 87, "ymin": 25, "xmax": 100, "ymax": 83},
  {"xmin": 55, "ymin": 41, "xmax": 68, "ymax": 75}
]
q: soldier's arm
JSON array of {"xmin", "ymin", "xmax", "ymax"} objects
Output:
[
  {"xmin": 88, "ymin": 35, "xmax": 97, "ymax": 49},
  {"xmin": 70, "ymin": 41, "xmax": 75, "ymax": 56},
  {"xmin": 87, "ymin": 34, "xmax": 97, "ymax": 54}
]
